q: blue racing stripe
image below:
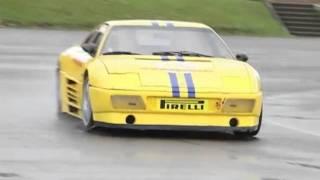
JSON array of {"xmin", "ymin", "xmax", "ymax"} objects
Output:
[
  {"xmin": 184, "ymin": 73, "xmax": 196, "ymax": 98},
  {"xmin": 169, "ymin": 73, "xmax": 180, "ymax": 97},
  {"xmin": 166, "ymin": 22, "xmax": 175, "ymax": 28},
  {"xmin": 176, "ymin": 55, "xmax": 184, "ymax": 61},
  {"xmin": 151, "ymin": 22, "xmax": 160, "ymax": 27},
  {"xmin": 161, "ymin": 55, "xmax": 169, "ymax": 61}
]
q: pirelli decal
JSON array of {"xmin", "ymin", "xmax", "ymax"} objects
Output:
[
  {"xmin": 168, "ymin": 72, "xmax": 196, "ymax": 98},
  {"xmin": 160, "ymin": 99, "xmax": 205, "ymax": 111}
]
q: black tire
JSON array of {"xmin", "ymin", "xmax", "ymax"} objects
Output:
[
  {"xmin": 234, "ymin": 109, "xmax": 263, "ymax": 137},
  {"xmin": 81, "ymin": 76, "xmax": 95, "ymax": 131},
  {"xmin": 56, "ymin": 68, "xmax": 64, "ymax": 118}
]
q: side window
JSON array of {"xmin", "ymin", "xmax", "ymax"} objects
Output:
[
  {"xmin": 91, "ymin": 32, "xmax": 102, "ymax": 45},
  {"xmin": 82, "ymin": 32, "xmax": 95, "ymax": 44},
  {"xmin": 81, "ymin": 31, "xmax": 102, "ymax": 56}
]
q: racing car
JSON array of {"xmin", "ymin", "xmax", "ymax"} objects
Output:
[{"xmin": 57, "ymin": 20, "xmax": 263, "ymax": 137}]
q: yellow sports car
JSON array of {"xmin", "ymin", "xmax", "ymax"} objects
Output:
[{"xmin": 57, "ymin": 20, "xmax": 263, "ymax": 137}]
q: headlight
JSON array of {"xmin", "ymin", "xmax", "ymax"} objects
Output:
[
  {"xmin": 222, "ymin": 99, "xmax": 255, "ymax": 113},
  {"xmin": 111, "ymin": 95, "xmax": 145, "ymax": 110}
]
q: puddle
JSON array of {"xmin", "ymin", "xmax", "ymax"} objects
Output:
[
  {"xmin": 0, "ymin": 172, "xmax": 20, "ymax": 178},
  {"xmin": 270, "ymin": 115, "xmax": 318, "ymax": 121},
  {"xmin": 288, "ymin": 162, "xmax": 320, "ymax": 171},
  {"xmin": 261, "ymin": 178, "xmax": 282, "ymax": 180}
]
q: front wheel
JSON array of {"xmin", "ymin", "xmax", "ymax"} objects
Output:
[
  {"xmin": 82, "ymin": 76, "xmax": 95, "ymax": 131},
  {"xmin": 234, "ymin": 109, "xmax": 263, "ymax": 137}
]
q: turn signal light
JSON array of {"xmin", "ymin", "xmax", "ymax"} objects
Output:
[
  {"xmin": 222, "ymin": 99, "xmax": 254, "ymax": 113},
  {"xmin": 111, "ymin": 95, "xmax": 145, "ymax": 110}
]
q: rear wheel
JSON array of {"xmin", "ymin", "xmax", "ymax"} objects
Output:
[
  {"xmin": 234, "ymin": 109, "xmax": 263, "ymax": 137},
  {"xmin": 82, "ymin": 76, "xmax": 95, "ymax": 130}
]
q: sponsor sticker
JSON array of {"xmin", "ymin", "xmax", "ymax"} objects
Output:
[{"xmin": 159, "ymin": 99, "xmax": 207, "ymax": 111}]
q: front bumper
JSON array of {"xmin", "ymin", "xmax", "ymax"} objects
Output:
[
  {"xmin": 89, "ymin": 87, "xmax": 263, "ymax": 129},
  {"xmin": 94, "ymin": 121, "xmax": 258, "ymax": 133},
  {"xmin": 93, "ymin": 111, "xmax": 260, "ymax": 127}
]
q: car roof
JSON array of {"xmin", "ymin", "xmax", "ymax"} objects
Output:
[{"xmin": 104, "ymin": 20, "xmax": 211, "ymax": 29}]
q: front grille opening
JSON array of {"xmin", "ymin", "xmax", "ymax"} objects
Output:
[
  {"xmin": 68, "ymin": 97, "xmax": 77, "ymax": 104},
  {"xmin": 67, "ymin": 93, "xmax": 77, "ymax": 99},
  {"xmin": 68, "ymin": 105, "xmax": 79, "ymax": 114},
  {"xmin": 67, "ymin": 79, "xmax": 77, "ymax": 85},
  {"xmin": 67, "ymin": 87, "xmax": 77, "ymax": 93}
]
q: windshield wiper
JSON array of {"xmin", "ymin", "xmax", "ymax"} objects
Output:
[
  {"xmin": 153, "ymin": 51, "xmax": 213, "ymax": 57},
  {"xmin": 152, "ymin": 51, "xmax": 176, "ymax": 56},
  {"xmin": 103, "ymin": 51, "xmax": 141, "ymax": 55},
  {"xmin": 179, "ymin": 51, "xmax": 214, "ymax": 57}
]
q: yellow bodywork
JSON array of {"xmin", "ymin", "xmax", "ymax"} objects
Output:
[{"xmin": 58, "ymin": 20, "xmax": 263, "ymax": 129}]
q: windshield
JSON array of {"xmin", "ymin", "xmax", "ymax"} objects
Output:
[{"xmin": 102, "ymin": 26, "xmax": 234, "ymax": 58}]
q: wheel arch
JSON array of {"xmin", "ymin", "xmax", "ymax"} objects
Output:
[{"xmin": 84, "ymin": 59, "xmax": 109, "ymax": 88}]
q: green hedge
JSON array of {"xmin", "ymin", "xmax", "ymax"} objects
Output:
[{"xmin": 0, "ymin": 0, "xmax": 287, "ymax": 36}]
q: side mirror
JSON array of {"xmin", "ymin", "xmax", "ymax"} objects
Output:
[
  {"xmin": 82, "ymin": 43, "xmax": 97, "ymax": 55},
  {"xmin": 236, "ymin": 54, "xmax": 249, "ymax": 62}
]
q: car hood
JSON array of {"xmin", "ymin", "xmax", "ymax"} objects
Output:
[{"xmin": 96, "ymin": 55, "xmax": 258, "ymax": 93}]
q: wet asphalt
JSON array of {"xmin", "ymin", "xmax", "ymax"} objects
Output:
[{"xmin": 0, "ymin": 28, "xmax": 320, "ymax": 180}]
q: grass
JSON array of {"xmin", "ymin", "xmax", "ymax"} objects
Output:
[{"xmin": 0, "ymin": 0, "xmax": 288, "ymax": 36}]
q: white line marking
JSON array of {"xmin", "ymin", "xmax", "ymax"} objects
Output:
[
  {"xmin": 266, "ymin": 121, "xmax": 320, "ymax": 137},
  {"xmin": 266, "ymin": 91, "xmax": 320, "ymax": 137}
]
